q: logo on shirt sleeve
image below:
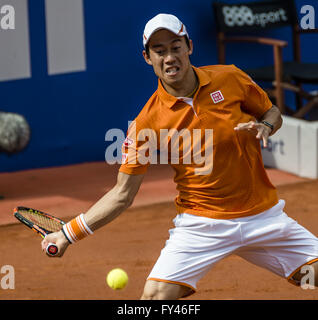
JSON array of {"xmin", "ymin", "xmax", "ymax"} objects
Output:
[
  {"xmin": 123, "ymin": 137, "xmax": 134, "ymax": 147},
  {"xmin": 210, "ymin": 90, "xmax": 224, "ymax": 104}
]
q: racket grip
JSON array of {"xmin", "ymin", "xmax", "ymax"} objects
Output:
[{"xmin": 46, "ymin": 242, "xmax": 58, "ymax": 256}]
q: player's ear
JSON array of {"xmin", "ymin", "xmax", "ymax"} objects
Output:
[
  {"xmin": 188, "ymin": 39, "xmax": 193, "ymax": 56},
  {"xmin": 143, "ymin": 50, "xmax": 153, "ymax": 66}
]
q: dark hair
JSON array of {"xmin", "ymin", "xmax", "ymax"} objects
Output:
[{"xmin": 145, "ymin": 35, "xmax": 190, "ymax": 57}]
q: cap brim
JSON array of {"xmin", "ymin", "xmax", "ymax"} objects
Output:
[{"xmin": 143, "ymin": 27, "xmax": 188, "ymax": 47}]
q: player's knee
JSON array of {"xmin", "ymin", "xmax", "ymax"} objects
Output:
[
  {"xmin": 140, "ymin": 288, "xmax": 161, "ymax": 300},
  {"xmin": 140, "ymin": 280, "xmax": 192, "ymax": 300},
  {"xmin": 141, "ymin": 280, "xmax": 169, "ymax": 300},
  {"xmin": 140, "ymin": 283, "xmax": 155, "ymax": 300}
]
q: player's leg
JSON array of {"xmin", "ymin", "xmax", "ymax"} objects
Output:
[
  {"xmin": 140, "ymin": 279, "xmax": 194, "ymax": 300},
  {"xmin": 236, "ymin": 200, "xmax": 318, "ymax": 286},
  {"xmin": 140, "ymin": 213, "xmax": 242, "ymax": 300}
]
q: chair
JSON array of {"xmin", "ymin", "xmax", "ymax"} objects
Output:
[{"xmin": 213, "ymin": 0, "xmax": 318, "ymax": 118}]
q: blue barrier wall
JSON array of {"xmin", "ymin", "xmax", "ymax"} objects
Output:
[{"xmin": 1, "ymin": 0, "xmax": 317, "ymax": 172}]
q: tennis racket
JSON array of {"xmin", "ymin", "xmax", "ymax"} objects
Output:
[{"xmin": 13, "ymin": 206, "xmax": 65, "ymax": 256}]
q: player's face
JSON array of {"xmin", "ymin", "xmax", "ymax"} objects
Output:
[{"xmin": 143, "ymin": 30, "xmax": 193, "ymax": 90}]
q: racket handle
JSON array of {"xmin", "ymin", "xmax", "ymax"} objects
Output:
[{"xmin": 46, "ymin": 242, "xmax": 58, "ymax": 256}]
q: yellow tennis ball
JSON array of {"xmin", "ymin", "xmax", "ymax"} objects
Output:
[{"xmin": 106, "ymin": 268, "xmax": 128, "ymax": 290}]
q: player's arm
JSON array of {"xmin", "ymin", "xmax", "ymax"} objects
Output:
[
  {"xmin": 234, "ymin": 105, "xmax": 283, "ymax": 148},
  {"xmin": 258, "ymin": 105, "xmax": 283, "ymax": 136},
  {"xmin": 41, "ymin": 172, "xmax": 144, "ymax": 256},
  {"xmin": 84, "ymin": 172, "xmax": 144, "ymax": 230}
]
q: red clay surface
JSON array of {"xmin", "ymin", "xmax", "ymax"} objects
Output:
[{"xmin": 0, "ymin": 162, "xmax": 318, "ymax": 300}]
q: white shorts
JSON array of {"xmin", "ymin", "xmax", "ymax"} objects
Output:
[{"xmin": 147, "ymin": 200, "xmax": 318, "ymax": 291}]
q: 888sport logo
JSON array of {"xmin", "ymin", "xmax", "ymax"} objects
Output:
[{"xmin": 222, "ymin": 5, "xmax": 288, "ymax": 28}]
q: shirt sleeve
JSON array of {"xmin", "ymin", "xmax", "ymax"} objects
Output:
[
  {"xmin": 233, "ymin": 66, "xmax": 273, "ymax": 120},
  {"xmin": 119, "ymin": 117, "xmax": 157, "ymax": 175}
]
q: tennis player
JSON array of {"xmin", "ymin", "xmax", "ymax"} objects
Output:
[{"xmin": 42, "ymin": 14, "xmax": 318, "ymax": 299}]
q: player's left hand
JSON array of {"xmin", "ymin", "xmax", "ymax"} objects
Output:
[{"xmin": 234, "ymin": 121, "xmax": 272, "ymax": 148}]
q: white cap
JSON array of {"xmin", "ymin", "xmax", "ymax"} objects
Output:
[{"xmin": 143, "ymin": 13, "xmax": 189, "ymax": 48}]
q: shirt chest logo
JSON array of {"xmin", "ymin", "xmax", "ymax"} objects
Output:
[{"xmin": 210, "ymin": 90, "xmax": 224, "ymax": 104}]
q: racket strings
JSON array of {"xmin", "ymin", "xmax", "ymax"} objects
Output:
[{"xmin": 20, "ymin": 210, "xmax": 62, "ymax": 233}]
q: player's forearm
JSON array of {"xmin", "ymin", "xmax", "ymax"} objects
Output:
[
  {"xmin": 259, "ymin": 105, "xmax": 283, "ymax": 135},
  {"xmin": 83, "ymin": 184, "xmax": 134, "ymax": 231},
  {"xmin": 54, "ymin": 173, "xmax": 143, "ymax": 251}
]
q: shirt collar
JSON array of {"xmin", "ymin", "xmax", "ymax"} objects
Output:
[{"xmin": 157, "ymin": 66, "xmax": 212, "ymax": 109}]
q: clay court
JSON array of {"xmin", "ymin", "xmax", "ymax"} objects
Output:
[{"xmin": 1, "ymin": 162, "xmax": 318, "ymax": 300}]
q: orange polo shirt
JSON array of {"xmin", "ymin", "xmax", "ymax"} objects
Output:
[{"xmin": 119, "ymin": 64, "xmax": 278, "ymax": 219}]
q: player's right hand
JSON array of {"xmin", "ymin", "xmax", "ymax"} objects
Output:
[{"xmin": 41, "ymin": 231, "xmax": 70, "ymax": 257}]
